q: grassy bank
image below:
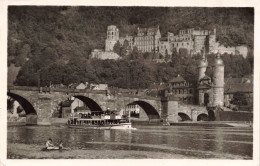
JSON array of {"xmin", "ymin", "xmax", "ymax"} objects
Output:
[{"xmin": 7, "ymin": 143, "xmax": 190, "ymax": 159}]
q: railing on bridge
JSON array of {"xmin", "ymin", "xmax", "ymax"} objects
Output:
[{"xmin": 8, "ymin": 85, "xmax": 164, "ymax": 100}]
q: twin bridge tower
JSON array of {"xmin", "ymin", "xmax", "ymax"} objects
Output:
[{"xmin": 198, "ymin": 51, "xmax": 225, "ymax": 107}]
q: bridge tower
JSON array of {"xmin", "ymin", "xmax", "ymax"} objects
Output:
[
  {"xmin": 212, "ymin": 52, "xmax": 224, "ymax": 107},
  {"xmin": 105, "ymin": 25, "xmax": 119, "ymax": 51},
  {"xmin": 198, "ymin": 48, "xmax": 208, "ymax": 81}
]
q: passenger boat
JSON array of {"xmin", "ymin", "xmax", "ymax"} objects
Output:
[{"xmin": 67, "ymin": 110, "xmax": 135, "ymax": 130}]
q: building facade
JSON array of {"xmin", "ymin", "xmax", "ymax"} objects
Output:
[
  {"xmin": 134, "ymin": 26, "xmax": 161, "ymax": 53},
  {"xmin": 167, "ymin": 75, "xmax": 195, "ymax": 104},
  {"xmin": 92, "ymin": 25, "xmax": 248, "ymax": 60}
]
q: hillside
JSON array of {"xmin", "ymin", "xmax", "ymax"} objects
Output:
[{"xmin": 8, "ymin": 7, "xmax": 254, "ymax": 88}]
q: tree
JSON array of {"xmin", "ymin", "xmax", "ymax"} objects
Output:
[
  {"xmin": 231, "ymin": 92, "xmax": 248, "ymax": 106},
  {"xmin": 113, "ymin": 41, "xmax": 121, "ymax": 55}
]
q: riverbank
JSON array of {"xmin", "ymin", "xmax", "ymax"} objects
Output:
[
  {"xmin": 7, "ymin": 143, "xmax": 192, "ymax": 159},
  {"xmin": 170, "ymin": 121, "xmax": 252, "ymax": 127}
]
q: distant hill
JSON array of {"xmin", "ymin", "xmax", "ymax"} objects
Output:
[{"xmin": 8, "ymin": 7, "xmax": 254, "ymax": 88}]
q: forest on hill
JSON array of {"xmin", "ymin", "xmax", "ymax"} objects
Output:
[{"xmin": 8, "ymin": 6, "xmax": 254, "ymax": 88}]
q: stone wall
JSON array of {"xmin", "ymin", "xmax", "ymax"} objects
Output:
[
  {"xmin": 215, "ymin": 110, "xmax": 253, "ymax": 121},
  {"xmin": 9, "ymin": 88, "xmax": 164, "ymax": 124},
  {"xmin": 167, "ymin": 101, "xmax": 208, "ymax": 122}
]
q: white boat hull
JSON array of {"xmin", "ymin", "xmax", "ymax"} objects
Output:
[{"xmin": 68, "ymin": 123, "xmax": 136, "ymax": 130}]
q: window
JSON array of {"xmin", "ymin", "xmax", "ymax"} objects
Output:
[{"xmin": 189, "ymin": 89, "xmax": 193, "ymax": 94}]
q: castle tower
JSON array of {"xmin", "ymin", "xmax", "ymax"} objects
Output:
[
  {"xmin": 198, "ymin": 48, "xmax": 208, "ymax": 81},
  {"xmin": 212, "ymin": 52, "xmax": 225, "ymax": 107},
  {"xmin": 105, "ymin": 25, "xmax": 119, "ymax": 51}
]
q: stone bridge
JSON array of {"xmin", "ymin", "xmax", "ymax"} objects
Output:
[{"xmin": 7, "ymin": 86, "xmax": 209, "ymax": 125}]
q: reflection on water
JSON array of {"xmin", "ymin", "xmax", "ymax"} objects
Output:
[{"xmin": 7, "ymin": 125, "xmax": 253, "ymax": 159}]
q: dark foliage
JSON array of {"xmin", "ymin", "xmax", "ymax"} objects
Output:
[{"xmin": 8, "ymin": 7, "xmax": 254, "ymax": 88}]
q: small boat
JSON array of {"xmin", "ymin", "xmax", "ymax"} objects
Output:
[{"xmin": 67, "ymin": 110, "xmax": 135, "ymax": 130}]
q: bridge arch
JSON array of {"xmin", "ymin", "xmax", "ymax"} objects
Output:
[
  {"xmin": 7, "ymin": 92, "xmax": 37, "ymax": 115},
  {"xmin": 128, "ymin": 100, "xmax": 160, "ymax": 119},
  {"xmin": 178, "ymin": 112, "xmax": 191, "ymax": 121},
  {"xmin": 73, "ymin": 95, "xmax": 103, "ymax": 112},
  {"xmin": 197, "ymin": 113, "xmax": 209, "ymax": 121},
  {"xmin": 208, "ymin": 110, "xmax": 216, "ymax": 121}
]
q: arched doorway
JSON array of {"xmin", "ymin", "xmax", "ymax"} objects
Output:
[{"xmin": 204, "ymin": 93, "xmax": 209, "ymax": 106}]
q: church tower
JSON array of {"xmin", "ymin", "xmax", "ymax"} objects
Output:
[
  {"xmin": 198, "ymin": 49, "xmax": 208, "ymax": 81},
  {"xmin": 212, "ymin": 52, "xmax": 225, "ymax": 107},
  {"xmin": 105, "ymin": 25, "xmax": 119, "ymax": 51}
]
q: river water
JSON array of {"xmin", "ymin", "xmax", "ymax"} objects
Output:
[{"xmin": 7, "ymin": 125, "xmax": 253, "ymax": 159}]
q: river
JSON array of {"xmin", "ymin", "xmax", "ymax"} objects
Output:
[{"xmin": 7, "ymin": 125, "xmax": 253, "ymax": 159}]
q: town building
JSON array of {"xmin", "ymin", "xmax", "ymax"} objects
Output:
[
  {"xmin": 125, "ymin": 103, "xmax": 140, "ymax": 118},
  {"xmin": 60, "ymin": 98, "xmax": 86, "ymax": 118},
  {"xmin": 224, "ymin": 76, "xmax": 253, "ymax": 111},
  {"xmin": 166, "ymin": 75, "xmax": 195, "ymax": 104}
]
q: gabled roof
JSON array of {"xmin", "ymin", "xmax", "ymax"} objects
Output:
[
  {"xmin": 225, "ymin": 76, "xmax": 253, "ymax": 85},
  {"xmin": 169, "ymin": 75, "xmax": 186, "ymax": 83},
  {"xmin": 200, "ymin": 75, "xmax": 211, "ymax": 81}
]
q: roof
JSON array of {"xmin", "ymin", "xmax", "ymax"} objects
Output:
[
  {"xmin": 138, "ymin": 26, "xmax": 159, "ymax": 35},
  {"xmin": 200, "ymin": 75, "xmax": 211, "ymax": 81},
  {"xmin": 169, "ymin": 75, "xmax": 186, "ymax": 83},
  {"xmin": 225, "ymin": 83, "xmax": 253, "ymax": 94},
  {"xmin": 76, "ymin": 83, "xmax": 87, "ymax": 90}
]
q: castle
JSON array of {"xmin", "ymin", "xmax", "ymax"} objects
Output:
[{"xmin": 90, "ymin": 25, "xmax": 248, "ymax": 60}]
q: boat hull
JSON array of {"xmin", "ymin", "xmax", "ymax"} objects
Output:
[{"xmin": 68, "ymin": 123, "xmax": 135, "ymax": 130}]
